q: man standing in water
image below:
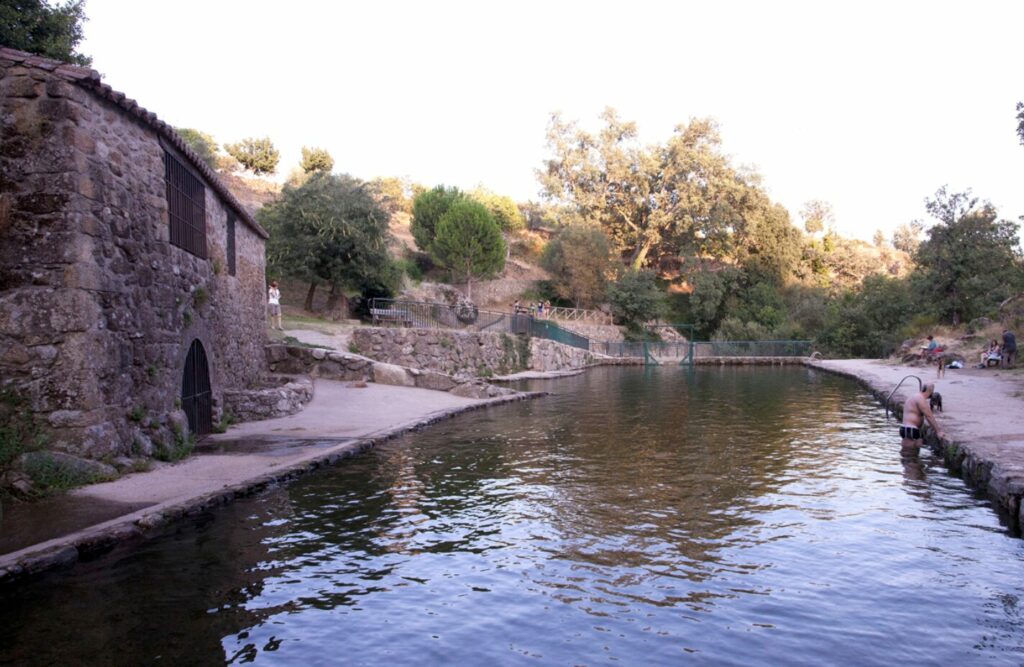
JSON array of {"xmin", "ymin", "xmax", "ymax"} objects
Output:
[{"xmin": 900, "ymin": 383, "xmax": 945, "ymax": 451}]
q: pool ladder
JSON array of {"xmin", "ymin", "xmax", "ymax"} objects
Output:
[{"xmin": 884, "ymin": 374, "xmax": 923, "ymax": 421}]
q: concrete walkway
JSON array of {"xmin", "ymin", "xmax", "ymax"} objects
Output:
[
  {"xmin": 0, "ymin": 380, "xmax": 541, "ymax": 583},
  {"xmin": 811, "ymin": 359, "xmax": 1024, "ymax": 531}
]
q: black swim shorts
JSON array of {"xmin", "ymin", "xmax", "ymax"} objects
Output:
[{"xmin": 899, "ymin": 425, "xmax": 922, "ymax": 440}]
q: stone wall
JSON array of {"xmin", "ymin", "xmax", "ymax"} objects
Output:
[
  {"xmin": 349, "ymin": 327, "xmax": 596, "ymax": 377},
  {"xmin": 222, "ymin": 375, "xmax": 313, "ymax": 422},
  {"xmin": 555, "ymin": 321, "xmax": 624, "ymax": 342},
  {"xmin": 0, "ymin": 51, "xmax": 267, "ymax": 461},
  {"xmin": 265, "ymin": 344, "xmax": 516, "ymax": 399}
]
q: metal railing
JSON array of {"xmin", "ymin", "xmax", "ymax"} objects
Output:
[
  {"xmin": 694, "ymin": 340, "xmax": 813, "ymax": 357},
  {"xmin": 546, "ymin": 306, "xmax": 613, "ymax": 325},
  {"xmin": 368, "ymin": 299, "xmax": 811, "ymax": 361}
]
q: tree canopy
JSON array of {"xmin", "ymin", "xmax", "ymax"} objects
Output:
[
  {"xmin": 258, "ymin": 172, "xmax": 397, "ymax": 306},
  {"xmin": 225, "ymin": 137, "xmax": 280, "ymax": 175},
  {"xmin": 0, "ymin": 0, "xmax": 90, "ymax": 65},
  {"xmin": 470, "ymin": 187, "xmax": 525, "ymax": 233},
  {"xmin": 431, "ymin": 199, "xmax": 505, "ymax": 299},
  {"xmin": 541, "ymin": 224, "xmax": 614, "ymax": 308},
  {"xmin": 300, "ymin": 146, "xmax": 334, "ymax": 174},
  {"xmin": 410, "ymin": 185, "xmax": 463, "ymax": 253},
  {"xmin": 539, "ymin": 108, "xmax": 800, "ymax": 273},
  {"xmin": 175, "ymin": 128, "xmax": 219, "ymax": 170},
  {"xmin": 913, "ymin": 187, "xmax": 1022, "ymax": 325}
]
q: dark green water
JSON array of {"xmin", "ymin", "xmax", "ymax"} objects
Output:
[{"xmin": 2, "ymin": 367, "xmax": 1023, "ymax": 665}]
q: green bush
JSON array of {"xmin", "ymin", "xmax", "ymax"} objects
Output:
[{"xmin": 607, "ymin": 269, "xmax": 665, "ymax": 335}]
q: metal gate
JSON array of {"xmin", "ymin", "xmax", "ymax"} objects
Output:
[{"xmin": 181, "ymin": 339, "xmax": 212, "ymax": 436}]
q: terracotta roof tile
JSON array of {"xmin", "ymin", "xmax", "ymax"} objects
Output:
[{"xmin": 0, "ymin": 47, "xmax": 268, "ymax": 239}]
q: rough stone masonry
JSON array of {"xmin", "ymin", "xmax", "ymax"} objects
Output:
[{"xmin": 0, "ymin": 48, "xmax": 269, "ymax": 463}]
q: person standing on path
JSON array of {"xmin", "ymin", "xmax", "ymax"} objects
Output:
[
  {"xmin": 899, "ymin": 383, "xmax": 945, "ymax": 452},
  {"xmin": 268, "ymin": 281, "xmax": 283, "ymax": 331},
  {"xmin": 1002, "ymin": 329, "xmax": 1017, "ymax": 369}
]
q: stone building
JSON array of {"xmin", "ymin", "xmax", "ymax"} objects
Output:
[{"xmin": 0, "ymin": 47, "xmax": 269, "ymax": 461}]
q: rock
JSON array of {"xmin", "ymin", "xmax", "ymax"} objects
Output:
[
  {"xmin": 416, "ymin": 371, "xmax": 457, "ymax": 392},
  {"xmin": 371, "ymin": 362, "xmax": 415, "ymax": 387},
  {"xmin": 450, "ymin": 381, "xmax": 494, "ymax": 399},
  {"xmin": 109, "ymin": 456, "xmax": 136, "ymax": 472},
  {"xmin": 18, "ymin": 451, "xmax": 117, "ymax": 485}
]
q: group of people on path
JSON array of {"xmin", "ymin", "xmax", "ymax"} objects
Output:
[
  {"xmin": 901, "ymin": 328, "xmax": 1017, "ymax": 452},
  {"xmin": 512, "ymin": 299, "xmax": 552, "ymax": 318}
]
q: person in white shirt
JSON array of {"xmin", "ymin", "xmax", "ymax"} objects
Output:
[{"xmin": 267, "ymin": 281, "xmax": 282, "ymax": 330}]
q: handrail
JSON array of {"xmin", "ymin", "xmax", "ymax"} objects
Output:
[
  {"xmin": 546, "ymin": 306, "xmax": 613, "ymax": 325},
  {"xmin": 367, "ymin": 299, "xmax": 809, "ymax": 361}
]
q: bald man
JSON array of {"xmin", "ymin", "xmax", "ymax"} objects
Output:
[{"xmin": 900, "ymin": 383, "xmax": 945, "ymax": 451}]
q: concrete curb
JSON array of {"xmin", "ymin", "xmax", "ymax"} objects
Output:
[
  {"xmin": 0, "ymin": 391, "xmax": 549, "ymax": 587},
  {"xmin": 806, "ymin": 360, "xmax": 1023, "ymax": 534}
]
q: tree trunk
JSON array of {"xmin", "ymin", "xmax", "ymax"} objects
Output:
[
  {"xmin": 325, "ymin": 284, "xmax": 348, "ymax": 321},
  {"xmin": 304, "ymin": 281, "xmax": 317, "ymax": 312},
  {"xmin": 630, "ymin": 239, "xmax": 654, "ymax": 270}
]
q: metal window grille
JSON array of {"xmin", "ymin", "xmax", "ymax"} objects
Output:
[
  {"xmin": 164, "ymin": 151, "xmax": 207, "ymax": 258},
  {"xmin": 226, "ymin": 214, "xmax": 236, "ymax": 276}
]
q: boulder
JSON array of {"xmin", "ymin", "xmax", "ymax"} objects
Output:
[
  {"xmin": 371, "ymin": 362, "xmax": 415, "ymax": 387},
  {"xmin": 415, "ymin": 371, "xmax": 458, "ymax": 392}
]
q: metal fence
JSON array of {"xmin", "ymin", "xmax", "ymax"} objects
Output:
[
  {"xmin": 368, "ymin": 299, "xmax": 811, "ymax": 360},
  {"xmin": 693, "ymin": 340, "xmax": 813, "ymax": 357}
]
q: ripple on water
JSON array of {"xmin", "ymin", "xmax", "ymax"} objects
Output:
[{"xmin": 1, "ymin": 367, "xmax": 1024, "ymax": 666}]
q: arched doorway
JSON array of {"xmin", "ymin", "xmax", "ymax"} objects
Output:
[{"xmin": 181, "ymin": 339, "xmax": 212, "ymax": 436}]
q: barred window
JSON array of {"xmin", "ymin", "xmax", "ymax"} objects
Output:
[
  {"xmin": 164, "ymin": 151, "xmax": 207, "ymax": 258},
  {"xmin": 226, "ymin": 214, "xmax": 236, "ymax": 276}
]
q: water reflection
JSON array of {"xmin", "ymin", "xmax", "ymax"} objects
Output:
[{"xmin": 1, "ymin": 367, "xmax": 1023, "ymax": 666}]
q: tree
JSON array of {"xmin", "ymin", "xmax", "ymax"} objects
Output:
[
  {"xmin": 368, "ymin": 177, "xmax": 412, "ymax": 215},
  {"xmin": 539, "ymin": 108, "xmax": 749, "ymax": 269},
  {"xmin": 607, "ymin": 269, "xmax": 665, "ymax": 335},
  {"xmin": 913, "ymin": 186, "xmax": 1023, "ymax": 325},
  {"xmin": 800, "ymin": 200, "xmax": 833, "ymax": 236},
  {"xmin": 431, "ymin": 199, "xmax": 505, "ymax": 299},
  {"xmin": 175, "ymin": 128, "xmax": 219, "ymax": 170},
  {"xmin": 258, "ymin": 172, "xmax": 397, "ymax": 312},
  {"xmin": 541, "ymin": 224, "xmax": 613, "ymax": 307},
  {"xmin": 300, "ymin": 146, "xmax": 334, "ymax": 174},
  {"xmin": 410, "ymin": 185, "xmax": 463, "ymax": 253},
  {"xmin": 0, "ymin": 0, "xmax": 90, "ymax": 65},
  {"xmin": 225, "ymin": 137, "xmax": 280, "ymax": 175},
  {"xmin": 1017, "ymin": 101, "xmax": 1024, "ymax": 146},
  {"xmin": 470, "ymin": 187, "xmax": 525, "ymax": 233},
  {"xmin": 872, "ymin": 230, "xmax": 885, "ymax": 247},
  {"xmin": 892, "ymin": 220, "xmax": 923, "ymax": 254}
]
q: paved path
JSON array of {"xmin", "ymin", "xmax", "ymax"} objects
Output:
[
  {"xmin": 0, "ymin": 380, "xmax": 538, "ymax": 582},
  {"xmin": 812, "ymin": 359, "xmax": 1024, "ymax": 530}
]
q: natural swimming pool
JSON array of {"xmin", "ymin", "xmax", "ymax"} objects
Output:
[{"xmin": 1, "ymin": 366, "xmax": 1023, "ymax": 665}]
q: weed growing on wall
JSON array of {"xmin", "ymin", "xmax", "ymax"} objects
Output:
[
  {"xmin": 154, "ymin": 427, "xmax": 195, "ymax": 462},
  {"xmin": 0, "ymin": 389, "xmax": 44, "ymax": 475}
]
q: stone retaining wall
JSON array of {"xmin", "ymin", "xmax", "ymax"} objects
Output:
[
  {"xmin": 350, "ymin": 327, "xmax": 596, "ymax": 377},
  {"xmin": 222, "ymin": 375, "xmax": 314, "ymax": 422},
  {"xmin": 265, "ymin": 344, "xmax": 516, "ymax": 399}
]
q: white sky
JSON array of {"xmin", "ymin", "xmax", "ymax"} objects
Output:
[{"xmin": 80, "ymin": 0, "xmax": 1024, "ymax": 241}]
